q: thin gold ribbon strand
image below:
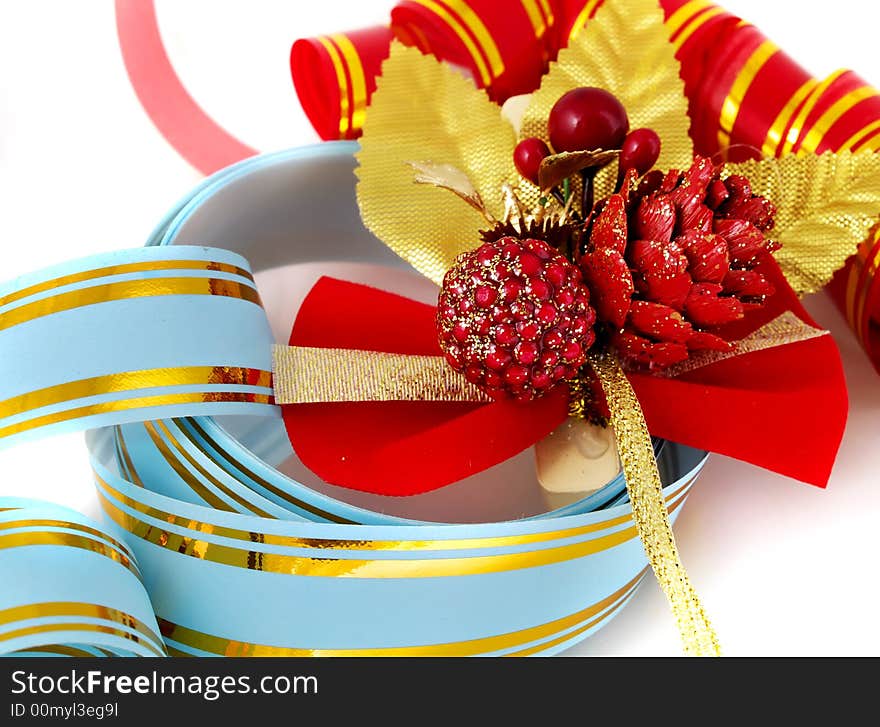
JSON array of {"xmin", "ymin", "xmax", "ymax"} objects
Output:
[
  {"xmin": 661, "ymin": 311, "xmax": 827, "ymax": 378},
  {"xmin": 590, "ymin": 351, "xmax": 720, "ymax": 657}
]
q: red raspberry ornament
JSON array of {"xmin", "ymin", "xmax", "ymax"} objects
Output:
[{"xmin": 437, "ymin": 237, "xmax": 596, "ymax": 400}]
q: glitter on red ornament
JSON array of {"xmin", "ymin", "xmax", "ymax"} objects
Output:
[
  {"xmin": 437, "ymin": 237, "xmax": 596, "ymax": 400},
  {"xmin": 579, "ymin": 155, "xmax": 780, "ymax": 371}
]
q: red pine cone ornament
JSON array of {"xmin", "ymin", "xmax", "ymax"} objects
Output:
[
  {"xmin": 581, "ymin": 156, "xmax": 779, "ymax": 369},
  {"xmin": 437, "ymin": 237, "xmax": 596, "ymax": 400}
]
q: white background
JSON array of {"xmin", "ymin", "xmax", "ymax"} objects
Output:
[{"xmin": 0, "ymin": 0, "xmax": 878, "ymax": 656}]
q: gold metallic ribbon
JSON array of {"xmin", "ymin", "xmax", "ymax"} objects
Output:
[
  {"xmin": 589, "ymin": 352, "xmax": 720, "ymax": 657},
  {"xmin": 272, "ymin": 345, "xmax": 491, "ymax": 403},
  {"xmin": 273, "ymin": 314, "xmax": 826, "ymax": 404},
  {"xmin": 661, "ymin": 311, "xmax": 827, "ymax": 377}
]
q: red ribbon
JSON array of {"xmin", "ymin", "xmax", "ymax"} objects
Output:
[
  {"xmin": 115, "ymin": 0, "xmax": 257, "ymax": 175},
  {"xmin": 111, "ymin": 1, "xmax": 880, "ymax": 370},
  {"xmin": 109, "ymin": 1, "xmax": 868, "ymax": 495},
  {"xmin": 282, "ymin": 260, "xmax": 847, "ymax": 496},
  {"xmin": 288, "ymin": 1, "xmax": 880, "ymax": 374}
]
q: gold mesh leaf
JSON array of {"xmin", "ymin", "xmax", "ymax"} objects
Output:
[
  {"xmin": 409, "ymin": 161, "xmax": 493, "ymax": 220},
  {"xmin": 727, "ymin": 151, "xmax": 880, "ymax": 295},
  {"xmin": 356, "ymin": 43, "xmax": 517, "ymax": 285},
  {"xmin": 520, "ymin": 0, "xmax": 693, "ymax": 204}
]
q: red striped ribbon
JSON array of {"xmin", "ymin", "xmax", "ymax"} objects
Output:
[
  {"xmin": 113, "ymin": 1, "xmax": 880, "ymax": 370},
  {"xmin": 288, "ymin": 0, "xmax": 880, "ymax": 372}
]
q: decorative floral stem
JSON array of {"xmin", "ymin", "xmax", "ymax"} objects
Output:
[
  {"xmin": 549, "ymin": 188, "xmax": 566, "ymax": 207},
  {"xmin": 581, "ymin": 169, "xmax": 596, "ymax": 217}
]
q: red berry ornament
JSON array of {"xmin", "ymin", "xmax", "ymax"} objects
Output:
[
  {"xmin": 437, "ymin": 237, "xmax": 597, "ymax": 400},
  {"xmin": 513, "ymin": 137, "xmax": 551, "ymax": 185},
  {"xmin": 548, "ymin": 87, "xmax": 629, "ymax": 153},
  {"xmin": 620, "ymin": 128, "xmax": 661, "ymax": 175}
]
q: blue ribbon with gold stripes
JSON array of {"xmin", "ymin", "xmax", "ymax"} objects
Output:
[{"xmin": 0, "ymin": 142, "xmax": 707, "ymax": 657}]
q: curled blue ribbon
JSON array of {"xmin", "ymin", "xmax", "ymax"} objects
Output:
[{"xmin": 0, "ymin": 142, "xmax": 707, "ymax": 656}]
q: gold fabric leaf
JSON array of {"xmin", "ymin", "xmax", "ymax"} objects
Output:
[
  {"xmin": 727, "ymin": 151, "xmax": 880, "ymax": 295},
  {"xmin": 356, "ymin": 43, "xmax": 516, "ymax": 285},
  {"xmin": 520, "ymin": 0, "xmax": 693, "ymax": 204},
  {"xmin": 409, "ymin": 161, "xmax": 492, "ymax": 220}
]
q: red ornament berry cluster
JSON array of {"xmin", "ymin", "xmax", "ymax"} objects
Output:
[
  {"xmin": 581, "ymin": 156, "xmax": 779, "ymax": 368},
  {"xmin": 514, "ymin": 87, "xmax": 661, "ymax": 185},
  {"xmin": 437, "ymin": 237, "xmax": 596, "ymax": 400},
  {"xmin": 437, "ymin": 85, "xmax": 780, "ymax": 401}
]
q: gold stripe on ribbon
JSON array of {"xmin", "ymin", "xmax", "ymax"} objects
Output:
[
  {"xmin": 519, "ymin": 0, "xmax": 548, "ymax": 38},
  {"xmin": 717, "ymin": 40, "xmax": 778, "ymax": 151},
  {"xmin": 839, "ymin": 119, "xmax": 880, "ymax": 153},
  {"xmin": 0, "ymin": 518, "xmax": 136, "ymax": 562},
  {"xmin": 272, "ymin": 345, "xmax": 491, "ymax": 404},
  {"xmin": 144, "ymin": 420, "xmax": 276, "ymax": 518},
  {"xmin": 115, "ymin": 426, "xmax": 146, "ymax": 488},
  {"xmin": 317, "ymin": 36, "xmax": 351, "ymax": 138},
  {"xmin": 438, "ymin": 0, "xmax": 505, "ymax": 77},
  {"xmin": 661, "ymin": 312, "xmax": 828, "ymax": 377},
  {"xmin": 0, "ymin": 623, "xmax": 165, "ymax": 656},
  {"xmin": 0, "ymin": 277, "xmax": 262, "ymax": 334},
  {"xmin": 798, "ymin": 85, "xmax": 880, "ymax": 155},
  {"xmin": 0, "ymin": 391, "xmax": 272, "ymax": 442},
  {"xmin": 536, "ymin": 0, "xmax": 554, "ymax": 26},
  {"xmin": 12, "ymin": 645, "xmax": 106, "ymax": 657},
  {"xmin": 409, "ymin": 0, "xmax": 502, "ymax": 86},
  {"xmin": 0, "ymin": 367, "xmax": 271, "ymax": 423},
  {"xmin": 0, "ymin": 531, "xmax": 137, "ymax": 575},
  {"xmin": 670, "ymin": 6, "xmax": 725, "ymax": 52},
  {"xmin": 863, "ymin": 133, "xmax": 880, "ymax": 152},
  {"xmin": 664, "ymin": 0, "xmax": 714, "ymax": 38},
  {"xmin": 0, "ymin": 259, "xmax": 253, "ymax": 311},
  {"xmin": 781, "ymin": 70, "xmax": 847, "ymax": 156},
  {"xmin": 331, "ymin": 34, "xmax": 369, "ymax": 137},
  {"xmin": 183, "ymin": 418, "xmax": 357, "ymax": 524},
  {"xmin": 96, "ymin": 469, "xmax": 693, "ymax": 554},
  {"xmin": 590, "ymin": 352, "xmax": 720, "ymax": 657},
  {"xmin": 762, "ymin": 79, "xmax": 819, "ymax": 158},
  {"xmin": 98, "ymin": 477, "xmax": 690, "ymax": 578},
  {"xmin": 0, "ymin": 602, "xmax": 164, "ymax": 655},
  {"xmin": 568, "ymin": 0, "xmax": 602, "ymax": 40},
  {"xmin": 159, "ymin": 571, "xmax": 645, "ymax": 657},
  {"xmin": 505, "ymin": 577, "xmax": 640, "ymax": 656}
]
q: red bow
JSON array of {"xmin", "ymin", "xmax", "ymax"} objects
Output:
[{"xmin": 282, "ymin": 259, "xmax": 847, "ymax": 496}]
